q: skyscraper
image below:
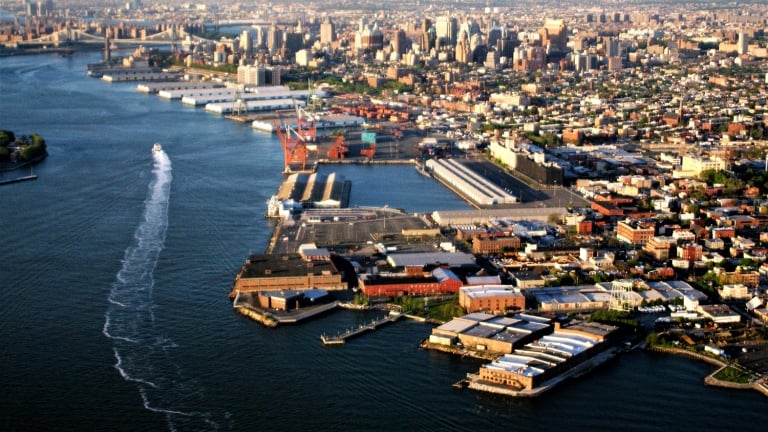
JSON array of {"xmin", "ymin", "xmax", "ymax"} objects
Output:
[
  {"xmin": 455, "ymin": 31, "xmax": 471, "ymax": 63},
  {"xmin": 392, "ymin": 29, "xmax": 407, "ymax": 55},
  {"xmin": 267, "ymin": 24, "xmax": 283, "ymax": 55},
  {"xmin": 320, "ymin": 18, "xmax": 336, "ymax": 44},
  {"xmin": 240, "ymin": 30, "xmax": 253, "ymax": 56},
  {"xmin": 420, "ymin": 18, "xmax": 435, "ymax": 52},
  {"xmin": 737, "ymin": 32, "xmax": 748, "ymax": 55},
  {"xmin": 435, "ymin": 16, "xmax": 458, "ymax": 47},
  {"xmin": 539, "ymin": 19, "xmax": 568, "ymax": 52}
]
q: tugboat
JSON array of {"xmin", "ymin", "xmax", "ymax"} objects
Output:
[{"xmin": 152, "ymin": 143, "xmax": 162, "ymax": 153}]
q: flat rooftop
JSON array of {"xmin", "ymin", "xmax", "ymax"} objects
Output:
[{"xmin": 239, "ymin": 254, "xmax": 337, "ymax": 279}]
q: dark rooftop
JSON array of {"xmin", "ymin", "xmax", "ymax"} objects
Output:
[{"xmin": 240, "ymin": 254, "xmax": 337, "ymax": 279}]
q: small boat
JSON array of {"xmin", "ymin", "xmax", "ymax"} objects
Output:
[{"xmin": 152, "ymin": 143, "xmax": 162, "ymax": 153}]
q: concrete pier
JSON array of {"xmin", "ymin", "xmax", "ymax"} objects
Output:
[
  {"xmin": 0, "ymin": 174, "xmax": 37, "ymax": 186},
  {"xmin": 321, "ymin": 312, "xmax": 402, "ymax": 345}
]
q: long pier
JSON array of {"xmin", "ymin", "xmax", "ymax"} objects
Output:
[
  {"xmin": 0, "ymin": 174, "xmax": 37, "ymax": 186},
  {"xmin": 320, "ymin": 312, "xmax": 403, "ymax": 345}
]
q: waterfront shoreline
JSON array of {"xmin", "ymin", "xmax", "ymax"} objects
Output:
[{"xmin": 648, "ymin": 346, "xmax": 768, "ymax": 399}]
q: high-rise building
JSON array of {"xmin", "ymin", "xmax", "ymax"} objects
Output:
[
  {"xmin": 267, "ymin": 24, "xmax": 283, "ymax": 55},
  {"xmin": 237, "ymin": 64, "xmax": 281, "ymax": 86},
  {"xmin": 485, "ymin": 49, "xmax": 500, "ymax": 70},
  {"xmin": 458, "ymin": 19, "xmax": 480, "ymax": 41},
  {"xmin": 606, "ymin": 37, "xmax": 620, "ymax": 57},
  {"xmin": 737, "ymin": 32, "xmax": 749, "ymax": 55},
  {"xmin": 282, "ymin": 32, "xmax": 304, "ymax": 58},
  {"xmin": 435, "ymin": 16, "xmax": 458, "ymax": 47},
  {"xmin": 607, "ymin": 56, "xmax": 622, "ymax": 71},
  {"xmin": 358, "ymin": 23, "xmax": 384, "ymax": 53},
  {"xmin": 392, "ymin": 29, "xmax": 407, "ymax": 55},
  {"xmin": 455, "ymin": 31, "xmax": 471, "ymax": 63},
  {"xmin": 320, "ymin": 18, "xmax": 336, "ymax": 44},
  {"xmin": 251, "ymin": 26, "xmax": 267, "ymax": 49},
  {"xmin": 420, "ymin": 19, "xmax": 436, "ymax": 52},
  {"xmin": 539, "ymin": 19, "xmax": 568, "ymax": 52},
  {"xmin": 487, "ymin": 27, "xmax": 503, "ymax": 47},
  {"xmin": 240, "ymin": 30, "xmax": 253, "ymax": 55}
]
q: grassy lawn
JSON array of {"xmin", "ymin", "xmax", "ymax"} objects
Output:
[{"xmin": 714, "ymin": 366, "xmax": 753, "ymax": 384}]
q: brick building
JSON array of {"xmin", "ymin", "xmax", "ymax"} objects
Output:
[
  {"xmin": 459, "ymin": 285, "xmax": 526, "ymax": 313},
  {"xmin": 472, "ymin": 236, "xmax": 521, "ymax": 254},
  {"xmin": 358, "ymin": 267, "xmax": 463, "ymax": 297},
  {"xmin": 677, "ymin": 243, "xmax": 703, "ymax": 261},
  {"xmin": 616, "ymin": 220, "xmax": 655, "ymax": 245}
]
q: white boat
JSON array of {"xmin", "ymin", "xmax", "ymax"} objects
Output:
[{"xmin": 152, "ymin": 143, "xmax": 162, "ymax": 153}]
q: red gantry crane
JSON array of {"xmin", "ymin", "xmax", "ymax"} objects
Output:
[
  {"xmin": 327, "ymin": 135, "xmax": 348, "ymax": 159},
  {"xmin": 275, "ymin": 116, "xmax": 308, "ymax": 173}
]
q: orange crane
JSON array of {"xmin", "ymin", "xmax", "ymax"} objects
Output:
[
  {"xmin": 274, "ymin": 119, "xmax": 308, "ymax": 172},
  {"xmin": 327, "ymin": 135, "xmax": 348, "ymax": 159},
  {"xmin": 360, "ymin": 143, "xmax": 376, "ymax": 159}
]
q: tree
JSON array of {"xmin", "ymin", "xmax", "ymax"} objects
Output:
[
  {"xmin": 0, "ymin": 129, "xmax": 14, "ymax": 146},
  {"xmin": 18, "ymin": 133, "xmax": 46, "ymax": 161}
]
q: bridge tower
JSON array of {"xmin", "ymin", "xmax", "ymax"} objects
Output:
[
  {"xmin": 104, "ymin": 36, "xmax": 111, "ymax": 61},
  {"xmin": 170, "ymin": 25, "xmax": 177, "ymax": 54}
]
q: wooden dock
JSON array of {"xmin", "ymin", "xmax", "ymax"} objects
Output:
[{"xmin": 320, "ymin": 312, "xmax": 402, "ymax": 345}]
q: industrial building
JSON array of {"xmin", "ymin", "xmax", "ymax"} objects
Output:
[
  {"xmin": 385, "ymin": 251, "xmax": 478, "ymax": 270},
  {"xmin": 426, "ymin": 158, "xmax": 518, "ymax": 206},
  {"xmin": 698, "ymin": 304, "xmax": 741, "ymax": 324},
  {"xmin": 471, "ymin": 321, "xmax": 619, "ymax": 392},
  {"xmin": 255, "ymin": 288, "xmax": 331, "ymax": 311},
  {"xmin": 230, "ymin": 253, "xmax": 346, "ymax": 297},
  {"xmin": 429, "ymin": 312, "xmax": 552, "ymax": 354},
  {"xmin": 267, "ymin": 172, "xmax": 351, "ymax": 218},
  {"xmin": 431, "ymin": 208, "xmax": 569, "ymax": 226},
  {"xmin": 136, "ymin": 81, "xmax": 224, "ymax": 94},
  {"xmin": 531, "ymin": 285, "xmax": 615, "ymax": 312},
  {"xmin": 527, "ymin": 280, "xmax": 708, "ymax": 313},
  {"xmin": 204, "ymin": 99, "xmax": 299, "ymax": 114},
  {"xmin": 358, "ymin": 267, "xmax": 463, "ymax": 297}
]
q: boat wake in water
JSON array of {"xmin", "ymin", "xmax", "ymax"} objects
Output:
[{"xmin": 103, "ymin": 150, "xmax": 222, "ymax": 431}]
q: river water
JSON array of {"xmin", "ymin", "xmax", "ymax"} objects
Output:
[{"xmin": 1, "ymin": 52, "xmax": 765, "ymax": 431}]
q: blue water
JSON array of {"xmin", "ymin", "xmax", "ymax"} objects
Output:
[{"xmin": 1, "ymin": 52, "xmax": 765, "ymax": 432}]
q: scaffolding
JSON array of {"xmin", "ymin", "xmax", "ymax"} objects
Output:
[{"xmin": 609, "ymin": 280, "xmax": 636, "ymax": 312}]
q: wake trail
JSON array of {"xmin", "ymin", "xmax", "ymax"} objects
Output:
[{"xmin": 103, "ymin": 150, "xmax": 223, "ymax": 431}]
